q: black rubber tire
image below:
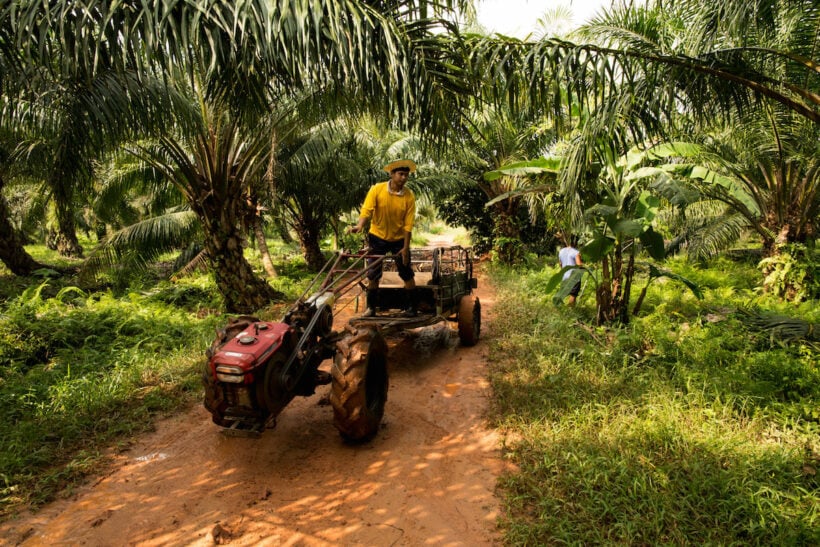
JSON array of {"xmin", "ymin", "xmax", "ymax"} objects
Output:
[
  {"xmin": 330, "ymin": 328, "xmax": 389, "ymax": 442},
  {"xmin": 457, "ymin": 295, "xmax": 481, "ymax": 346}
]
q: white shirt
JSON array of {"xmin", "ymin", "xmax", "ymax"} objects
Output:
[{"xmin": 558, "ymin": 247, "xmax": 580, "ymax": 280}]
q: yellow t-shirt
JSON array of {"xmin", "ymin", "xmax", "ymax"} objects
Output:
[{"xmin": 359, "ymin": 182, "xmax": 416, "ymax": 242}]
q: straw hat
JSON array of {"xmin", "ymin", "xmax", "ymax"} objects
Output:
[{"xmin": 383, "ymin": 159, "xmax": 417, "ymax": 174}]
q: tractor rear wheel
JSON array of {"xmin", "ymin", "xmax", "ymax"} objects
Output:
[
  {"xmin": 457, "ymin": 294, "xmax": 481, "ymax": 346},
  {"xmin": 330, "ymin": 328, "xmax": 388, "ymax": 442}
]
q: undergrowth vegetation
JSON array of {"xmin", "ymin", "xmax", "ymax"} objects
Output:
[
  {"xmin": 0, "ymin": 280, "xmax": 221, "ymax": 513},
  {"xmin": 488, "ymin": 255, "xmax": 819, "ymax": 545},
  {"xmin": 0, "ymin": 227, "xmax": 454, "ymax": 517},
  {"xmin": 0, "ymin": 244, "xmax": 314, "ymax": 517}
]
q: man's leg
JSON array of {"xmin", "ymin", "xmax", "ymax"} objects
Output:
[
  {"xmin": 402, "ymin": 279, "xmax": 417, "ymax": 317},
  {"xmin": 362, "ymin": 234, "xmax": 387, "ymax": 317},
  {"xmin": 568, "ymin": 280, "xmax": 581, "ymax": 307},
  {"xmin": 397, "ymin": 248, "xmax": 417, "ymax": 317},
  {"xmin": 363, "ymin": 278, "xmax": 380, "ymax": 316}
]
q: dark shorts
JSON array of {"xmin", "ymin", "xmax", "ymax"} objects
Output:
[
  {"xmin": 569, "ymin": 280, "xmax": 581, "ymax": 297},
  {"xmin": 367, "ymin": 233, "xmax": 414, "ymax": 282}
]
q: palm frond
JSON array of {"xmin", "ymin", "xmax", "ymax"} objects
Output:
[
  {"xmin": 667, "ymin": 208, "xmax": 749, "ymax": 260},
  {"xmin": 736, "ymin": 306, "xmax": 819, "ymax": 347},
  {"xmin": 81, "ymin": 208, "xmax": 201, "ymax": 278}
]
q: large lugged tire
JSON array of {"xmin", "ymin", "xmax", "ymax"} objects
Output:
[
  {"xmin": 330, "ymin": 328, "xmax": 388, "ymax": 442},
  {"xmin": 457, "ymin": 295, "xmax": 481, "ymax": 346}
]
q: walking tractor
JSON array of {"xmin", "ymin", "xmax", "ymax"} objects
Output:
[{"xmin": 202, "ymin": 245, "xmax": 480, "ymax": 441}]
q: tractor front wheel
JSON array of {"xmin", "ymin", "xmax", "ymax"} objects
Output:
[{"xmin": 330, "ymin": 328, "xmax": 388, "ymax": 442}]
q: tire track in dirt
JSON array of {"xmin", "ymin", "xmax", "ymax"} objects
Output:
[{"xmin": 1, "ymin": 271, "xmax": 501, "ymax": 546}]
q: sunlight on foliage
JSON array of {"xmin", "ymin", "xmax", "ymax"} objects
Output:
[
  {"xmin": 0, "ymin": 281, "xmax": 223, "ymax": 513},
  {"xmin": 487, "ymin": 255, "xmax": 819, "ymax": 545}
]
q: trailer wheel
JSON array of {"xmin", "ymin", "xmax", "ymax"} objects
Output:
[
  {"xmin": 330, "ymin": 328, "xmax": 388, "ymax": 442},
  {"xmin": 457, "ymin": 295, "xmax": 481, "ymax": 346}
]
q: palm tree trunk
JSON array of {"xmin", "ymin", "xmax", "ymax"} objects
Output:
[
  {"xmin": 0, "ymin": 176, "xmax": 44, "ymax": 275},
  {"xmin": 205, "ymin": 229, "xmax": 281, "ymax": 313},
  {"xmin": 297, "ymin": 222, "xmax": 326, "ymax": 271},
  {"xmin": 51, "ymin": 182, "xmax": 83, "ymax": 257},
  {"xmin": 201, "ymin": 200, "xmax": 282, "ymax": 314},
  {"xmin": 253, "ymin": 213, "xmax": 277, "ymax": 278},
  {"xmin": 492, "ymin": 208, "xmax": 522, "ymax": 265}
]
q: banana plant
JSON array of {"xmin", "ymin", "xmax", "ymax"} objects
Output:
[
  {"xmin": 586, "ymin": 143, "xmax": 709, "ymax": 323},
  {"xmin": 527, "ymin": 143, "xmax": 701, "ymax": 324}
]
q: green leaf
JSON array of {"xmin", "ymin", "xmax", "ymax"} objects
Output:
[
  {"xmin": 585, "ymin": 203, "xmax": 619, "ymax": 220},
  {"xmin": 544, "ymin": 269, "xmax": 566, "ymax": 293},
  {"xmin": 635, "ymin": 191, "xmax": 659, "ymax": 222},
  {"xmin": 483, "ymin": 157, "xmax": 561, "ymax": 182},
  {"xmin": 689, "ymin": 166, "xmax": 761, "ymax": 216},
  {"xmin": 581, "ymin": 235, "xmax": 614, "ymax": 262},
  {"xmin": 613, "ymin": 219, "xmax": 644, "ymax": 238},
  {"xmin": 552, "ymin": 268, "xmax": 585, "ymax": 305},
  {"xmin": 484, "ymin": 184, "xmax": 555, "ymax": 207},
  {"xmin": 639, "ymin": 227, "xmax": 665, "ymax": 260},
  {"xmin": 625, "ymin": 166, "xmax": 667, "ymax": 181},
  {"xmin": 645, "ymin": 142, "xmax": 704, "ymax": 160},
  {"xmin": 649, "ymin": 174, "xmax": 701, "ymax": 208}
]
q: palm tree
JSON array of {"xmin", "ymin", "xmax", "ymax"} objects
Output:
[
  {"xmin": 458, "ymin": 0, "xmax": 819, "ymax": 199},
  {"xmin": 701, "ymin": 112, "xmax": 818, "ymax": 253},
  {"xmin": 134, "ymin": 103, "xmax": 284, "ymax": 312},
  {"xmin": 437, "ymin": 103, "xmax": 560, "ymax": 263},
  {"xmin": 79, "ymin": 148, "xmax": 204, "ymax": 285},
  {"xmin": 570, "ymin": 1, "xmax": 819, "ymax": 253},
  {"xmin": 2, "ymin": 10, "xmax": 178, "ymax": 258},
  {"xmin": 0, "ymin": 173, "xmax": 45, "ymax": 275},
  {"xmin": 273, "ymin": 122, "xmax": 379, "ymax": 270}
]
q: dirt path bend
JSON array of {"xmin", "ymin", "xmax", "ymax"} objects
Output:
[{"xmin": 2, "ymin": 274, "xmax": 501, "ymax": 546}]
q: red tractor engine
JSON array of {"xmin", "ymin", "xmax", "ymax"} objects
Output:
[
  {"xmin": 209, "ymin": 321, "xmax": 291, "ymax": 384},
  {"xmin": 203, "ymin": 318, "xmax": 296, "ymax": 431}
]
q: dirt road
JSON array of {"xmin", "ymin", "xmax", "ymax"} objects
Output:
[{"xmin": 1, "ymin": 275, "xmax": 502, "ymax": 546}]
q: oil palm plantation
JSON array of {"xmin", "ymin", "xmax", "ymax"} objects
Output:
[
  {"xmin": 273, "ymin": 122, "xmax": 380, "ymax": 271},
  {"xmin": 435, "ymin": 103, "xmax": 561, "ymax": 263},
  {"xmin": 570, "ymin": 0, "xmax": 819, "ymax": 262},
  {"xmin": 460, "ymin": 0, "xmax": 820, "ymax": 320},
  {"xmin": 3, "ymin": 0, "xmax": 472, "ymax": 312},
  {"xmin": 4, "ymin": 0, "xmax": 816, "ymax": 305}
]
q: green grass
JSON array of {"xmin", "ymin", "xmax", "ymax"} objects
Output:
[
  {"xmin": 0, "ymin": 239, "xmax": 316, "ymax": 517},
  {"xmin": 488, "ymin": 258, "xmax": 819, "ymax": 545},
  {"xmin": 0, "ymin": 281, "xmax": 224, "ymax": 514}
]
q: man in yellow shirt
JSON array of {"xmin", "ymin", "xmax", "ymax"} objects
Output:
[{"xmin": 348, "ymin": 159, "xmax": 417, "ymax": 317}]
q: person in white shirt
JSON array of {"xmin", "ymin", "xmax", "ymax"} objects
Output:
[{"xmin": 558, "ymin": 237, "xmax": 583, "ymax": 306}]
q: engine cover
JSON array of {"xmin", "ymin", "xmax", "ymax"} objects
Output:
[{"xmin": 209, "ymin": 321, "xmax": 292, "ymax": 379}]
